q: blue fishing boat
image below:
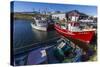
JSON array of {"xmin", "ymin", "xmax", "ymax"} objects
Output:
[{"xmin": 27, "ymin": 38, "xmax": 85, "ymax": 65}]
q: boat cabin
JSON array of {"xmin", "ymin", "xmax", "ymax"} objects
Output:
[
  {"xmin": 67, "ymin": 12, "xmax": 81, "ymax": 32},
  {"xmin": 33, "ymin": 16, "xmax": 47, "ymax": 27}
]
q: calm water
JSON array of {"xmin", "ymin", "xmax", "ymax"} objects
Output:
[{"xmin": 13, "ymin": 19, "xmax": 60, "ymax": 49}]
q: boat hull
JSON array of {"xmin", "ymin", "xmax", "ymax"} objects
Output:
[
  {"xmin": 54, "ymin": 24, "xmax": 95, "ymax": 44},
  {"xmin": 31, "ymin": 23, "xmax": 47, "ymax": 31}
]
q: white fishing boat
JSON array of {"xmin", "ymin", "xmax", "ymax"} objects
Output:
[{"xmin": 31, "ymin": 17, "xmax": 48, "ymax": 31}]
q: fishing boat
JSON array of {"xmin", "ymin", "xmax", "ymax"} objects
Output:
[
  {"xmin": 31, "ymin": 16, "xmax": 48, "ymax": 31},
  {"xmin": 27, "ymin": 38, "xmax": 84, "ymax": 64},
  {"xmin": 54, "ymin": 11, "xmax": 96, "ymax": 44},
  {"xmin": 31, "ymin": 15, "xmax": 55, "ymax": 31}
]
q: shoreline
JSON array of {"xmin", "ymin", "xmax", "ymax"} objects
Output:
[{"xmin": 11, "ymin": 12, "xmax": 49, "ymax": 20}]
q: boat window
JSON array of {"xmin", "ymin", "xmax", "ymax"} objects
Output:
[
  {"xmin": 65, "ymin": 40, "xmax": 70, "ymax": 45},
  {"xmin": 74, "ymin": 23, "xmax": 79, "ymax": 26},
  {"xmin": 40, "ymin": 50, "xmax": 47, "ymax": 57},
  {"xmin": 58, "ymin": 41, "xmax": 66, "ymax": 49}
]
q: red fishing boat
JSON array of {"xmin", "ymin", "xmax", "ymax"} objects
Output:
[{"xmin": 54, "ymin": 11, "xmax": 96, "ymax": 44}]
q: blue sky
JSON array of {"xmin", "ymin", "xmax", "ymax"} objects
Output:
[{"xmin": 12, "ymin": 1, "xmax": 97, "ymax": 16}]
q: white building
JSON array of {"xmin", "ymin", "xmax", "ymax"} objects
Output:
[{"xmin": 52, "ymin": 13, "xmax": 66, "ymax": 20}]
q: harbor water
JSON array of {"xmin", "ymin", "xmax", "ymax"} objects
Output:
[{"xmin": 13, "ymin": 19, "xmax": 61, "ymax": 48}]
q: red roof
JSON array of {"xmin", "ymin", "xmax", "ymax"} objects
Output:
[{"xmin": 68, "ymin": 12, "xmax": 80, "ymax": 17}]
